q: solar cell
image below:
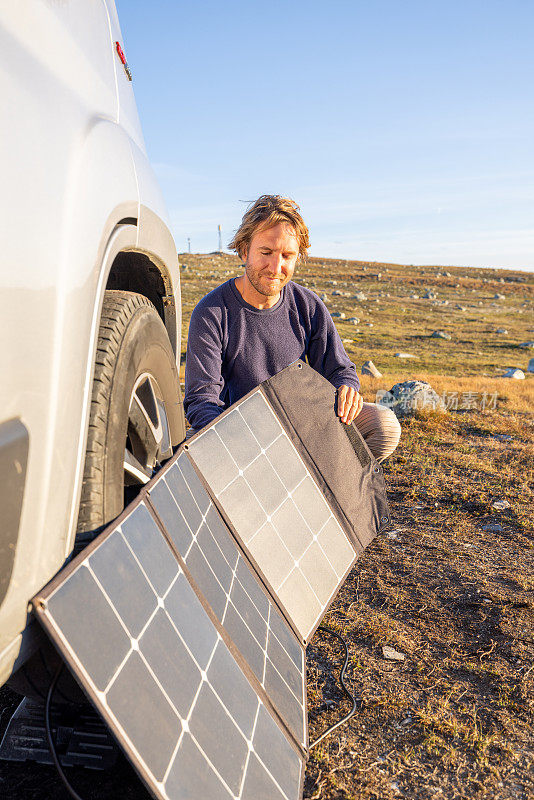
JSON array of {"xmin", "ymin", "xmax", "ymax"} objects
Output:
[
  {"xmin": 148, "ymin": 453, "xmax": 307, "ymax": 748},
  {"xmin": 186, "ymin": 389, "xmax": 357, "ymax": 642},
  {"xmin": 33, "ymin": 502, "xmax": 305, "ymax": 800}
]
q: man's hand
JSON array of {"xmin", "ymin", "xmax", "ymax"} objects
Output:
[{"xmin": 337, "ymin": 385, "xmax": 363, "ymax": 425}]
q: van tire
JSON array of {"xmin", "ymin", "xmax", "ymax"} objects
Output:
[{"xmin": 75, "ymin": 289, "xmax": 183, "ymax": 546}]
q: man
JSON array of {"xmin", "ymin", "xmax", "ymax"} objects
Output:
[{"xmin": 184, "ymin": 195, "xmax": 401, "ymax": 461}]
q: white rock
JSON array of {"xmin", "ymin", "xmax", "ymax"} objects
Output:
[
  {"xmin": 492, "ymin": 499, "xmax": 511, "ymax": 511},
  {"xmin": 377, "ymin": 379, "xmax": 445, "ymax": 418},
  {"xmin": 494, "ymin": 293, "xmax": 506, "ymax": 300},
  {"xmin": 496, "ymin": 328, "xmax": 508, "ymax": 334},
  {"xmin": 361, "ymin": 360, "xmax": 382, "ymax": 378},
  {"xmin": 347, "ymin": 317, "xmax": 360, "ymax": 325},
  {"xmin": 519, "ymin": 341, "xmax": 534, "ymax": 348},
  {"xmin": 503, "ymin": 368, "xmax": 525, "ymax": 379},
  {"xmin": 331, "ymin": 311, "xmax": 346, "ymax": 319},
  {"xmin": 382, "ymin": 646, "xmax": 405, "ymax": 662},
  {"xmin": 430, "ymin": 330, "xmax": 451, "ymax": 340},
  {"xmin": 319, "ymin": 293, "xmax": 328, "ymax": 301},
  {"xmin": 353, "ymin": 291, "xmax": 367, "ymax": 301},
  {"xmin": 394, "ymin": 352, "xmax": 417, "ymax": 358}
]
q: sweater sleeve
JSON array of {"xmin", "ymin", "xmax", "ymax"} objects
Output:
[
  {"xmin": 306, "ymin": 297, "xmax": 360, "ymax": 392},
  {"xmin": 184, "ymin": 301, "xmax": 226, "ymax": 430}
]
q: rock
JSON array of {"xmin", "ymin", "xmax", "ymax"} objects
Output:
[
  {"xmin": 492, "ymin": 499, "xmax": 511, "ymax": 511},
  {"xmin": 430, "ymin": 330, "xmax": 451, "ymax": 340},
  {"xmin": 361, "ymin": 360, "xmax": 382, "ymax": 377},
  {"xmin": 342, "ymin": 338, "xmax": 353, "ymax": 344},
  {"xmin": 382, "ymin": 646, "xmax": 405, "ymax": 662},
  {"xmin": 455, "ymin": 304, "xmax": 467, "ymax": 310},
  {"xmin": 365, "ymin": 322, "xmax": 374, "ymax": 327},
  {"xmin": 410, "ymin": 293, "xmax": 420, "ymax": 299},
  {"xmin": 353, "ymin": 291, "xmax": 367, "ymax": 301},
  {"xmin": 519, "ymin": 341, "xmax": 534, "ymax": 348},
  {"xmin": 331, "ymin": 311, "xmax": 346, "ymax": 319},
  {"xmin": 422, "ymin": 290, "xmax": 436, "ymax": 299},
  {"xmin": 347, "ymin": 317, "xmax": 360, "ymax": 325},
  {"xmin": 319, "ymin": 293, "xmax": 328, "ymax": 301},
  {"xmin": 496, "ymin": 328, "xmax": 508, "ymax": 334},
  {"xmin": 492, "ymin": 433, "xmax": 512, "ymax": 442},
  {"xmin": 376, "ymin": 379, "xmax": 445, "ymax": 418},
  {"xmin": 494, "ymin": 293, "xmax": 506, "ymax": 300},
  {"xmin": 332, "ymin": 289, "xmax": 342, "ymax": 295},
  {"xmin": 481, "ymin": 523, "xmax": 503, "ymax": 533},
  {"xmin": 394, "ymin": 352, "xmax": 417, "ymax": 359},
  {"xmin": 503, "ymin": 368, "xmax": 525, "ymax": 379},
  {"xmin": 528, "ymin": 358, "xmax": 534, "ymax": 373}
]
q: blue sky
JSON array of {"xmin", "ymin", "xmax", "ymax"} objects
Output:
[{"xmin": 116, "ymin": 0, "xmax": 534, "ymax": 270}]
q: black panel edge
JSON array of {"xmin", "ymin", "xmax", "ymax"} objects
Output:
[
  {"xmin": 342, "ymin": 421, "xmax": 372, "ymax": 469},
  {"xmin": 146, "ymin": 492, "xmax": 309, "ymax": 760}
]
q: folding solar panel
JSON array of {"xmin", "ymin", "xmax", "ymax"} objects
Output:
[
  {"xmin": 185, "ymin": 361, "xmax": 390, "ymax": 643},
  {"xmin": 32, "ymin": 359, "xmax": 389, "ymax": 799},
  {"xmin": 33, "ymin": 501, "xmax": 305, "ymax": 800}
]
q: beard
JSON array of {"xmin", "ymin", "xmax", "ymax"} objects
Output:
[{"xmin": 244, "ymin": 263, "xmax": 288, "ymax": 298}]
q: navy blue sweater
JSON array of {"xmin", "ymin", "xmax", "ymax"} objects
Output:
[{"xmin": 184, "ymin": 279, "xmax": 360, "ymax": 430}]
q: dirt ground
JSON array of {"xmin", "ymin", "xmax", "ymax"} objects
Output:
[{"xmin": 1, "ymin": 255, "xmax": 532, "ymax": 799}]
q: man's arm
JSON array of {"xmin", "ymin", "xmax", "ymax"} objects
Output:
[
  {"xmin": 307, "ymin": 296, "xmax": 363, "ymax": 423},
  {"xmin": 184, "ymin": 303, "xmax": 225, "ymax": 431}
]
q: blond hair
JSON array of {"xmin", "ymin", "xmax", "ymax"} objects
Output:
[{"xmin": 228, "ymin": 195, "xmax": 310, "ymax": 262}]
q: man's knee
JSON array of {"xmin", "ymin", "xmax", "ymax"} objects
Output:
[
  {"xmin": 375, "ymin": 405, "xmax": 401, "ymax": 461},
  {"xmin": 354, "ymin": 402, "xmax": 401, "ymax": 462}
]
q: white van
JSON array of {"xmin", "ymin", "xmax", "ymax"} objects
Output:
[{"xmin": 0, "ymin": 1, "xmax": 186, "ymax": 692}]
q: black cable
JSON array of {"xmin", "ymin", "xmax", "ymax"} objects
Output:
[
  {"xmin": 45, "ymin": 663, "xmax": 87, "ymax": 800},
  {"xmin": 308, "ymin": 624, "xmax": 358, "ymax": 749},
  {"xmin": 40, "ymin": 646, "xmax": 72, "ymax": 705}
]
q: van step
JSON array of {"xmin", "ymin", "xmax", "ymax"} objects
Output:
[{"xmin": 0, "ymin": 696, "xmax": 118, "ymax": 770}]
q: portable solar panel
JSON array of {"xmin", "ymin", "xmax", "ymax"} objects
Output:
[
  {"xmin": 33, "ymin": 501, "xmax": 305, "ymax": 800},
  {"xmin": 32, "ymin": 359, "xmax": 390, "ymax": 798},
  {"xmin": 185, "ymin": 361, "xmax": 390, "ymax": 643}
]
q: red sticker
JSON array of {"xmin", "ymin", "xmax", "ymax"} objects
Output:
[{"xmin": 115, "ymin": 41, "xmax": 132, "ymax": 81}]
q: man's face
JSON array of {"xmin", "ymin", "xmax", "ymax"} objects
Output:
[{"xmin": 243, "ymin": 222, "xmax": 299, "ymax": 298}]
